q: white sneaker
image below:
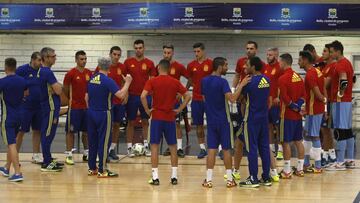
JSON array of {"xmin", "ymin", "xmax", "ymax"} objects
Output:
[
  {"xmin": 32, "ymin": 153, "xmax": 43, "ymax": 164},
  {"xmin": 145, "ymin": 146, "xmax": 151, "ymax": 157},
  {"xmin": 325, "ymin": 162, "xmax": 346, "ymax": 171},
  {"xmin": 127, "ymin": 147, "xmax": 135, "ymax": 158}
]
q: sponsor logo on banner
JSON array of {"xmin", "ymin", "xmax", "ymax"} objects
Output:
[
  {"xmin": 328, "ymin": 8, "xmax": 337, "ymax": 19},
  {"xmin": 140, "ymin": 7, "xmax": 148, "ymax": 17},
  {"xmin": 185, "ymin": 7, "xmax": 194, "ymax": 18},
  {"xmin": 92, "ymin": 8, "xmax": 101, "ymax": 18},
  {"xmin": 281, "ymin": 8, "xmax": 290, "ymax": 18},
  {"xmin": 45, "ymin": 8, "xmax": 54, "ymax": 18},
  {"xmin": 233, "ymin": 8, "xmax": 242, "ymax": 18},
  {"xmin": 1, "ymin": 8, "xmax": 9, "ymax": 18}
]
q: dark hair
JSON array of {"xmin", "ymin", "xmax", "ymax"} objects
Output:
[
  {"xmin": 31, "ymin": 51, "xmax": 41, "ymax": 60},
  {"xmin": 247, "ymin": 41, "xmax": 258, "ymax": 49},
  {"xmin": 5, "ymin": 57, "xmax": 16, "ymax": 71},
  {"xmin": 75, "ymin": 50, "xmax": 86, "ymax": 59},
  {"xmin": 331, "ymin": 40, "xmax": 344, "ymax": 54},
  {"xmin": 303, "ymin": 44, "xmax": 316, "ymax": 52},
  {"xmin": 279, "ymin": 53, "xmax": 293, "ymax": 66},
  {"xmin": 193, "ymin": 42, "xmax": 205, "ymax": 50},
  {"xmin": 212, "ymin": 57, "xmax": 227, "ymax": 71},
  {"xmin": 324, "ymin": 43, "xmax": 332, "ymax": 51},
  {"xmin": 134, "ymin": 39, "xmax": 144, "ymax": 46},
  {"xmin": 299, "ymin": 51, "xmax": 314, "ymax": 63},
  {"xmin": 158, "ymin": 59, "xmax": 170, "ymax": 71},
  {"xmin": 163, "ymin": 44, "xmax": 174, "ymax": 50},
  {"xmin": 249, "ymin": 56, "xmax": 262, "ymax": 71},
  {"xmin": 110, "ymin": 46, "xmax": 121, "ymax": 54}
]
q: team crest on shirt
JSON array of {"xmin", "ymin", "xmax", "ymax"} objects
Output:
[
  {"xmin": 193, "ymin": 68, "xmax": 197, "ymax": 71},
  {"xmin": 117, "ymin": 69, "xmax": 122, "ymax": 75},
  {"xmin": 258, "ymin": 77, "xmax": 270, "ymax": 88},
  {"xmin": 170, "ymin": 68, "xmax": 176, "ymax": 75},
  {"xmin": 291, "ymin": 73, "xmax": 302, "ymax": 82},
  {"xmin": 85, "ymin": 74, "xmax": 90, "ymax": 81},
  {"xmin": 131, "ymin": 64, "xmax": 135, "ymax": 68},
  {"xmin": 76, "ymin": 76, "xmax": 80, "ymax": 80},
  {"xmin": 315, "ymin": 68, "xmax": 323, "ymax": 78},
  {"xmin": 204, "ymin": 65, "xmax": 208, "ymax": 72},
  {"xmin": 142, "ymin": 63, "xmax": 147, "ymax": 70},
  {"xmin": 271, "ymin": 68, "xmax": 276, "ymax": 75}
]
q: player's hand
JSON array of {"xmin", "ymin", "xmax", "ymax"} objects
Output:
[
  {"xmin": 173, "ymin": 108, "xmax": 181, "ymax": 115},
  {"xmin": 273, "ymin": 98, "xmax": 280, "ymax": 106},
  {"xmin": 145, "ymin": 108, "xmax": 153, "ymax": 116},
  {"xmin": 176, "ymin": 93, "xmax": 182, "ymax": 101},
  {"xmin": 123, "ymin": 74, "xmax": 133, "ymax": 83},
  {"xmin": 239, "ymin": 75, "xmax": 251, "ymax": 87}
]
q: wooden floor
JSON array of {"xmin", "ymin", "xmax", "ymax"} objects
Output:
[{"xmin": 0, "ymin": 153, "xmax": 359, "ymax": 203}]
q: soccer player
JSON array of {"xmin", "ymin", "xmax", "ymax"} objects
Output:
[
  {"xmin": 238, "ymin": 57, "xmax": 271, "ymax": 188},
  {"xmin": 86, "ymin": 57, "xmax": 132, "ymax": 178},
  {"xmin": 38, "ymin": 47, "xmax": 63, "ymax": 172},
  {"xmin": 161, "ymin": 44, "xmax": 189, "ymax": 158},
  {"xmin": 320, "ymin": 43, "xmax": 337, "ymax": 166},
  {"xmin": 278, "ymin": 53, "xmax": 305, "ymax": 179},
  {"xmin": 299, "ymin": 51, "xmax": 327, "ymax": 173},
  {"xmin": 326, "ymin": 40, "xmax": 355, "ymax": 171},
  {"xmin": 0, "ymin": 58, "xmax": 27, "ymax": 182},
  {"xmin": 141, "ymin": 59, "xmax": 190, "ymax": 185},
  {"xmin": 63, "ymin": 50, "xmax": 92, "ymax": 165},
  {"xmin": 187, "ymin": 42, "xmax": 212, "ymax": 159},
  {"xmin": 124, "ymin": 40, "xmax": 156, "ymax": 157},
  {"xmin": 303, "ymin": 44, "xmax": 323, "ymax": 64},
  {"xmin": 201, "ymin": 57, "xmax": 250, "ymax": 188},
  {"xmin": 15, "ymin": 52, "xmax": 43, "ymax": 164}
]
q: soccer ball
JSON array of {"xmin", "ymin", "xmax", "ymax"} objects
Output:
[{"xmin": 132, "ymin": 143, "xmax": 145, "ymax": 156}]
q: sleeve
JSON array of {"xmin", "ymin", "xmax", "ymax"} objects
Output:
[
  {"xmin": 107, "ymin": 78, "xmax": 120, "ymax": 95},
  {"xmin": 15, "ymin": 67, "xmax": 25, "ymax": 77},
  {"xmin": 336, "ymin": 61, "xmax": 347, "ymax": 74},
  {"xmin": 235, "ymin": 59, "xmax": 243, "ymax": 74},
  {"xmin": 148, "ymin": 61, "xmax": 157, "ymax": 77},
  {"xmin": 279, "ymin": 77, "xmax": 292, "ymax": 105},
  {"xmin": 177, "ymin": 81, "xmax": 187, "ymax": 95},
  {"xmin": 306, "ymin": 71, "xmax": 317, "ymax": 89},
  {"xmin": 44, "ymin": 69, "xmax": 58, "ymax": 85},
  {"xmin": 186, "ymin": 63, "xmax": 193, "ymax": 79},
  {"xmin": 180, "ymin": 63, "xmax": 189, "ymax": 79},
  {"xmin": 223, "ymin": 79, "xmax": 231, "ymax": 94},
  {"xmin": 143, "ymin": 79, "xmax": 153, "ymax": 92},
  {"xmin": 63, "ymin": 71, "xmax": 72, "ymax": 86}
]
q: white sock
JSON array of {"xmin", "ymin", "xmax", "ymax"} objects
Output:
[
  {"xmin": 297, "ymin": 159, "xmax": 304, "ymax": 171},
  {"xmin": 152, "ymin": 168, "xmax": 159, "ymax": 180},
  {"xmin": 200, "ymin": 144, "xmax": 206, "ymax": 150},
  {"xmin": 177, "ymin": 139, "xmax": 182, "ymax": 150},
  {"xmin": 171, "ymin": 167, "xmax": 178, "ymax": 179},
  {"xmin": 270, "ymin": 168, "xmax": 278, "ymax": 176},
  {"xmin": 226, "ymin": 169, "xmax": 233, "ymax": 181},
  {"xmin": 110, "ymin": 143, "xmax": 116, "ymax": 151},
  {"xmin": 144, "ymin": 140, "xmax": 149, "ymax": 147},
  {"xmin": 329, "ymin": 149, "xmax": 336, "ymax": 159},
  {"xmin": 127, "ymin": 143, "xmax": 132, "ymax": 149},
  {"xmin": 323, "ymin": 151, "xmax": 329, "ymax": 161},
  {"xmin": 65, "ymin": 151, "xmax": 72, "ymax": 157},
  {"xmin": 278, "ymin": 145, "xmax": 283, "ymax": 152},
  {"xmin": 270, "ymin": 144, "xmax": 275, "ymax": 152},
  {"xmin": 206, "ymin": 169, "xmax": 213, "ymax": 182},
  {"xmin": 83, "ymin": 149, "xmax": 89, "ymax": 156},
  {"xmin": 284, "ymin": 160, "xmax": 291, "ymax": 173},
  {"xmin": 218, "ymin": 145, "xmax": 222, "ymax": 151}
]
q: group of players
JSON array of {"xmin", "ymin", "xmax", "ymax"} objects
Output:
[{"xmin": 0, "ymin": 39, "xmax": 355, "ymax": 188}]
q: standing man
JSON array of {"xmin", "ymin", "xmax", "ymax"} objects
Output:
[
  {"xmin": 141, "ymin": 59, "xmax": 190, "ymax": 185},
  {"xmin": 278, "ymin": 53, "xmax": 305, "ymax": 179},
  {"xmin": 187, "ymin": 42, "xmax": 213, "ymax": 159},
  {"xmin": 86, "ymin": 57, "xmax": 132, "ymax": 178},
  {"xmin": 303, "ymin": 44, "xmax": 323, "ymax": 64},
  {"xmin": 38, "ymin": 47, "xmax": 63, "ymax": 172},
  {"xmin": 124, "ymin": 40, "xmax": 156, "ymax": 157},
  {"xmin": 162, "ymin": 44, "xmax": 189, "ymax": 158},
  {"xmin": 63, "ymin": 50, "xmax": 92, "ymax": 165},
  {"xmin": 15, "ymin": 52, "xmax": 43, "ymax": 164}
]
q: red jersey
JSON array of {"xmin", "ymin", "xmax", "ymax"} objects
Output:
[
  {"xmin": 124, "ymin": 57, "xmax": 156, "ymax": 96},
  {"xmin": 169, "ymin": 61, "xmax": 189, "ymax": 80},
  {"xmin": 278, "ymin": 68, "xmax": 305, "ymax": 120},
  {"xmin": 305, "ymin": 67, "xmax": 325, "ymax": 115},
  {"xmin": 330, "ymin": 57, "xmax": 354, "ymax": 102},
  {"xmin": 264, "ymin": 61, "xmax": 281, "ymax": 102},
  {"xmin": 95, "ymin": 62, "xmax": 127, "ymax": 104},
  {"xmin": 63, "ymin": 67, "xmax": 92, "ymax": 109},
  {"xmin": 321, "ymin": 61, "xmax": 336, "ymax": 99},
  {"xmin": 235, "ymin": 56, "xmax": 266, "ymax": 80},
  {"xmin": 144, "ymin": 75, "xmax": 187, "ymax": 121},
  {"xmin": 187, "ymin": 58, "xmax": 213, "ymax": 101}
]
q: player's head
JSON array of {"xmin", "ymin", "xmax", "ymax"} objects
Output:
[
  {"xmin": 109, "ymin": 46, "xmax": 121, "ymax": 64},
  {"xmin": 303, "ymin": 44, "xmax": 317, "ymax": 58},
  {"xmin": 279, "ymin": 53, "xmax": 293, "ymax": 70},
  {"xmin": 298, "ymin": 51, "xmax": 314, "ymax": 70},
  {"xmin": 163, "ymin": 44, "xmax": 174, "ymax": 61},
  {"xmin": 246, "ymin": 56, "xmax": 262, "ymax": 74},
  {"xmin": 322, "ymin": 43, "xmax": 332, "ymax": 61},
  {"xmin": 97, "ymin": 57, "xmax": 112, "ymax": 72},
  {"xmin": 157, "ymin": 59, "xmax": 171, "ymax": 74},
  {"xmin": 330, "ymin": 40, "xmax": 344, "ymax": 60},
  {"xmin": 75, "ymin": 50, "xmax": 87, "ymax": 68},
  {"xmin": 212, "ymin": 57, "xmax": 228, "ymax": 75},
  {"xmin": 4, "ymin": 57, "xmax": 16, "ymax": 73},
  {"xmin": 246, "ymin": 41, "xmax": 258, "ymax": 58},
  {"xmin": 40, "ymin": 47, "xmax": 56, "ymax": 67},
  {"xmin": 266, "ymin": 47, "xmax": 279, "ymax": 64},
  {"xmin": 30, "ymin": 51, "xmax": 42, "ymax": 69},
  {"xmin": 193, "ymin": 42, "xmax": 205, "ymax": 60},
  {"xmin": 134, "ymin": 39, "xmax": 145, "ymax": 58}
]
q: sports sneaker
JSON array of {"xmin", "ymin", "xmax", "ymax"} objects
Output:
[
  {"xmin": 293, "ymin": 169, "xmax": 305, "ymax": 177},
  {"xmin": 88, "ymin": 168, "xmax": 98, "ymax": 176},
  {"xmin": 202, "ymin": 179, "xmax": 213, "ymax": 188},
  {"xmin": 65, "ymin": 156, "xmax": 74, "ymax": 165},
  {"xmin": 51, "ymin": 159, "xmax": 64, "ymax": 167},
  {"xmin": 239, "ymin": 176, "xmax": 260, "ymax": 188},
  {"xmin": 177, "ymin": 149, "xmax": 185, "ymax": 158},
  {"xmin": 218, "ymin": 150, "xmax": 224, "ymax": 160},
  {"xmin": 260, "ymin": 178, "xmax": 272, "ymax": 186},
  {"xmin": 108, "ymin": 149, "xmax": 120, "ymax": 162},
  {"xmin": 145, "ymin": 146, "xmax": 151, "ymax": 157},
  {"xmin": 0, "ymin": 167, "xmax": 10, "ymax": 177},
  {"xmin": 171, "ymin": 178, "xmax": 178, "ymax": 185},
  {"xmin": 321, "ymin": 157, "xmax": 329, "ymax": 167},
  {"xmin": 197, "ymin": 149, "xmax": 207, "ymax": 159},
  {"xmin": 325, "ymin": 162, "xmax": 346, "ymax": 171},
  {"xmin": 271, "ymin": 174, "xmax": 280, "ymax": 182},
  {"xmin": 127, "ymin": 147, "xmax": 135, "ymax": 158},
  {"xmin": 82, "ymin": 151, "xmax": 89, "ymax": 162},
  {"xmin": 345, "ymin": 161, "xmax": 355, "ymax": 169},
  {"xmin": 32, "ymin": 154, "xmax": 43, "ymax": 164},
  {"xmin": 226, "ymin": 179, "xmax": 237, "ymax": 188},
  {"xmin": 276, "ymin": 151, "xmax": 284, "ymax": 160},
  {"xmin": 163, "ymin": 148, "xmax": 170, "ymax": 156},
  {"xmin": 148, "ymin": 178, "xmax": 160, "ymax": 185},
  {"xmin": 279, "ymin": 170, "xmax": 292, "ymax": 179},
  {"xmin": 97, "ymin": 169, "xmax": 118, "ymax": 178},
  {"xmin": 8, "ymin": 174, "xmax": 23, "ymax": 182},
  {"xmin": 41, "ymin": 162, "xmax": 63, "ymax": 172},
  {"xmin": 224, "ymin": 170, "xmax": 241, "ymax": 181}
]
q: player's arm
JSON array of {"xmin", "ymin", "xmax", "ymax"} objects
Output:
[
  {"xmin": 279, "ymin": 79, "xmax": 300, "ymax": 112},
  {"xmin": 140, "ymin": 89, "xmax": 151, "ymax": 116},
  {"xmin": 85, "ymin": 93, "xmax": 89, "ymax": 108},
  {"xmin": 311, "ymin": 86, "xmax": 326, "ymax": 103},
  {"xmin": 51, "ymin": 82, "xmax": 63, "ymax": 95},
  {"xmin": 232, "ymin": 73, "xmax": 240, "ymax": 88},
  {"xmin": 226, "ymin": 75, "xmax": 251, "ymax": 103},
  {"xmin": 114, "ymin": 75, "xmax": 132, "ymax": 100},
  {"xmin": 174, "ymin": 92, "xmax": 191, "ymax": 114}
]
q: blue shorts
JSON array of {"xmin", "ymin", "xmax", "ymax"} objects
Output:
[
  {"xmin": 191, "ymin": 100, "xmax": 205, "ymax": 125},
  {"xmin": 1, "ymin": 116, "xmax": 20, "ymax": 145},
  {"xmin": 279, "ymin": 119, "xmax": 303, "ymax": 142},
  {"xmin": 65, "ymin": 109, "xmax": 87, "ymax": 133},
  {"xmin": 149, "ymin": 119, "xmax": 176, "ymax": 145},
  {"xmin": 126, "ymin": 95, "xmax": 151, "ymax": 121},
  {"xmin": 321, "ymin": 103, "xmax": 332, "ymax": 128},
  {"xmin": 207, "ymin": 122, "xmax": 233, "ymax": 150},
  {"xmin": 268, "ymin": 106, "xmax": 280, "ymax": 125},
  {"xmin": 112, "ymin": 104, "xmax": 126, "ymax": 123},
  {"xmin": 304, "ymin": 114, "xmax": 323, "ymax": 137},
  {"xmin": 332, "ymin": 102, "xmax": 352, "ymax": 129},
  {"xmin": 19, "ymin": 108, "xmax": 42, "ymax": 132}
]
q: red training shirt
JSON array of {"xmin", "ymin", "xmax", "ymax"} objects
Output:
[
  {"xmin": 187, "ymin": 58, "xmax": 213, "ymax": 101},
  {"xmin": 330, "ymin": 57, "xmax": 354, "ymax": 102},
  {"xmin": 264, "ymin": 61, "xmax": 281, "ymax": 104},
  {"xmin": 305, "ymin": 67, "xmax": 325, "ymax": 115}
]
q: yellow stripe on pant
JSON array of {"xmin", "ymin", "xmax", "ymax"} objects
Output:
[
  {"xmin": 279, "ymin": 118, "xmax": 285, "ymax": 143},
  {"xmin": 46, "ymin": 110, "xmax": 54, "ymax": 136},
  {"xmin": 103, "ymin": 110, "xmax": 111, "ymax": 170},
  {"xmin": 244, "ymin": 122, "xmax": 249, "ymax": 152}
]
